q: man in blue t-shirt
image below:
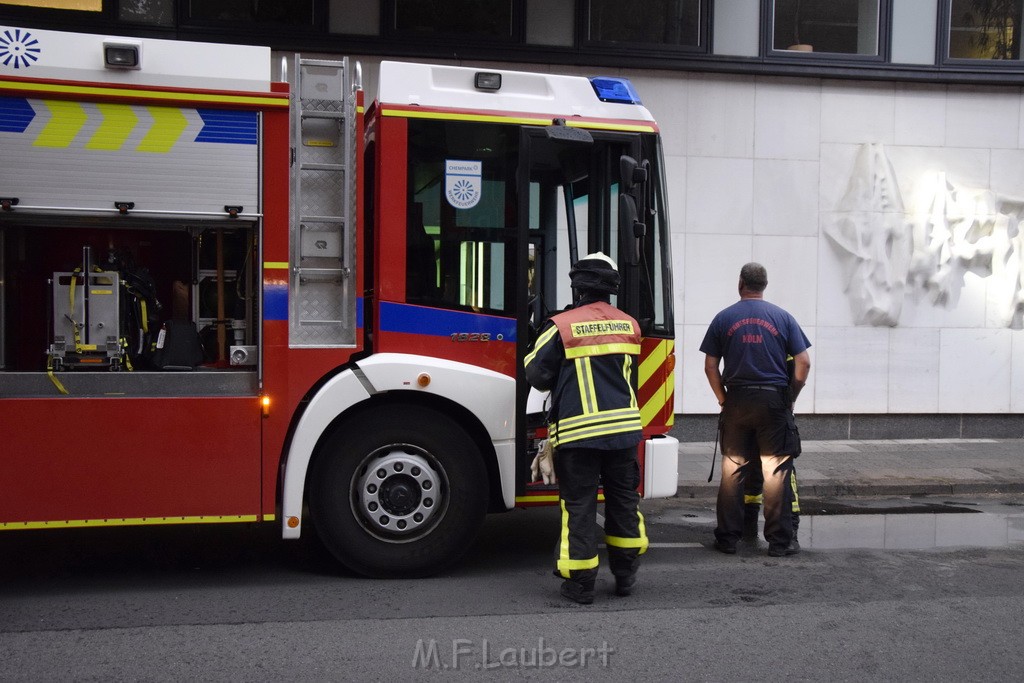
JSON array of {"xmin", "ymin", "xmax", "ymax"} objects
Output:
[{"xmin": 700, "ymin": 262, "xmax": 811, "ymax": 557}]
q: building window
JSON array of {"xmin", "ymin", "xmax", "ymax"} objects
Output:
[
  {"xmin": 948, "ymin": 0, "xmax": 1023, "ymax": 60},
  {"xmin": 120, "ymin": 0, "xmax": 174, "ymax": 25},
  {"xmin": 329, "ymin": 0, "xmax": 380, "ymax": 35},
  {"xmin": 771, "ymin": 0, "xmax": 882, "ymax": 56},
  {"xmin": 389, "ymin": 0, "xmax": 517, "ymax": 40},
  {"xmin": 586, "ymin": 0, "xmax": 705, "ymax": 50},
  {"xmin": 187, "ymin": 0, "xmax": 315, "ymax": 25}
]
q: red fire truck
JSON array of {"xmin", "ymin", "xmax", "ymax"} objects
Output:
[{"xmin": 0, "ymin": 25, "xmax": 677, "ymax": 577}]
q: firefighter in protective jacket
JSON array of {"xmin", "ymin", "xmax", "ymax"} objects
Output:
[{"xmin": 524, "ymin": 252, "xmax": 647, "ymax": 604}]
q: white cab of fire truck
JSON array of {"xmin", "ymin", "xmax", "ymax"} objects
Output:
[{"xmin": 278, "ymin": 58, "xmax": 680, "ymax": 578}]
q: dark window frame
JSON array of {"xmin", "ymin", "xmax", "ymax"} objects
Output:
[
  {"xmin": 763, "ymin": 0, "xmax": 893, "ymax": 64},
  {"xmin": 579, "ymin": 0, "xmax": 710, "ymax": 56}
]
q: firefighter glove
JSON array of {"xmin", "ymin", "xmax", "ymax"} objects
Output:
[{"xmin": 530, "ymin": 439, "xmax": 557, "ymax": 484}]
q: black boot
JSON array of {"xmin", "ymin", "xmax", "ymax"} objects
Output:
[
  {"xmin": 614, "ymin": 574, "xmax": 636, "ymax": 597},
  {"xmin": 560, "ymin": 579, "xmax": 595, "ymax": 604},
  {"xmin": 790, "ymin": 512, "xmax": 801, "ymax": 552}
]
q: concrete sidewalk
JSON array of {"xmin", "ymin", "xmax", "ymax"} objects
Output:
[{"xmin": 677, "ymin": 438, "xmax": 1024, "ymax": 498}]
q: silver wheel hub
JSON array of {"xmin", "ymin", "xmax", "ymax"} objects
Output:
[{"xmin": 356, "ymin": 447, "xmax": 444, "ymax": 537}]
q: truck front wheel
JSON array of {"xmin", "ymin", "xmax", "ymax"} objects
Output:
[{"xmin": 309, "ymin": 406, "xmax": 489, "ymax": 578}]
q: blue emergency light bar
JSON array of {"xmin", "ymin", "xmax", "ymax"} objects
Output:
[{"xmin": 589, "ymin": 77, "xmax": 642, "ymax": 105}]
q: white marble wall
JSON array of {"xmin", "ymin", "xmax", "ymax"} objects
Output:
[{"xmin": 623, "ymin": 69, "xmax": 1024, "ymax": 415}]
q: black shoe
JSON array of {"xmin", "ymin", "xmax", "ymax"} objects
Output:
[
  {"xmin": 713, "ymin": 539, "xmax": 737, "ymax": 555},
  {"xmin": 614, "ymin": 575, "xmax": 636, "ymax": 597},
  {"xmin": 768, "ymin": 542, "xmax": 801, "ymax": 557},
  {"xmin": 560, "ymin": 580, "xmax": 595, "ymax": 604}
]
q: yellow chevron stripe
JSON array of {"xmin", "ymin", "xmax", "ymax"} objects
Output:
[
  {"xmin": 639, "ymin": 339, "xmax": 669, "ymax": 387},
  {"xmin": 639, "ymin": 339, "xmax": 675, "ymax": 427},
  {"xmin": 0, "ymin": 514, "xmax": 263, "ymax": 530},
  {"xmin": 137, "ymin": 105, "xmax": 189, "ymax": 153},
  {"xmin": 34, "ymin": 99, "xmax": 87, "ymax": 148},
  {"xmin": 0, "ymin": 79, "xmax": 288, "ymax": 107},
  {"xmin": 382, "ymin": 107, "xmax": 656, "ymax": 132},
  {"xmin": 86, "ymin": 103, "xmax": 138, "ymax": 151},
  {"xmin": 640, "ymin": 381, "xmax": 671, "ymax": 426}
]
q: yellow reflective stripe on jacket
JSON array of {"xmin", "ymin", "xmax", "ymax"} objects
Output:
[
  {"xmin": 551, "ymin": 416, "xmax": 644, "ymax": 447},
  {"xmin": 623, "ymin": 355, "xmax": 639, "ymax": 408},
  {"xmin": 524, "ymin": 324, "xmax": 558, "ymax": 367},
  {"xmin": 575, "ymin": 357, "xmax": 598, "ymax": 414},
  {"xmin": 557, "ymin": 407, "xmax": 640, "ymax": 429},
  {"xmin": 564, "ymin": 341, "xmax": 641, "ymax": 359}
]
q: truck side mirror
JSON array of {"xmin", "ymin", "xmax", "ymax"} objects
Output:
[
  {"xmin": 619, "ymin": 194, "xmax": 644, "ymax": 266},
  {"xmin": 620, "ymin": 155, "xmax": 638, "ymax": 192},
  {"xmin": 619, "ymin": 155, "xmax": 647, "ymax": 192}
]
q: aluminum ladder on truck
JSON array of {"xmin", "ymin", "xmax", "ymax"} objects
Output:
[{"xmin": 289, "ymin": 56, "xmax": 358, "ymax": 348}]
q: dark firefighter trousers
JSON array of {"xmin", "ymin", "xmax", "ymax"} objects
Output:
[
  {"xmin": 553, "ymin": 445, "xmax": 648, "ymax": 584},
  {"xmin": 745, "ymin": 468, "xmax": 801, "ymax": 530},
  {"xmin": 714, "ymin": 387, "xmax": 797, "ymax": 551}
]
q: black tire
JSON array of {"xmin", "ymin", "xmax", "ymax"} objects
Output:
[{"xmin": 309, "ymin": 405, "xmax": 489, "ymax": 578}]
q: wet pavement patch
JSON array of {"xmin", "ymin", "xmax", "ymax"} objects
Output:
[
  {"xmin": 796, "ymin": 501, "xmax": 1024, "ymax": 551},
  {"xmin": 801, "ymin": 499, "xmax": 981, "ymax": 516}
]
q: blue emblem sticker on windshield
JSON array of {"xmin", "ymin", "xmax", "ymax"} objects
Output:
[{"xmin": 445, "ymin": 159, "xmax": 482, "ymax": 210}]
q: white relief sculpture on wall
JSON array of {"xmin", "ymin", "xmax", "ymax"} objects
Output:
[
  {"xmin": 825, "ymin": 142, "xmax": 911, "ymax": 326},
  {"xmin": 988, "ymin": 198, "xmax": 1024, "ymax": 329},
  {"xmin": 830, "ymin": 143, "xmax": 1024, "ymax": 329}
]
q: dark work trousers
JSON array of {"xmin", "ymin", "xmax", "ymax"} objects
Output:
[
  {"xmin": 714, "ymin": 387, "xmax": 796, "ymax": 551},
  {"xmin": 745, "ymin": 467, "xmax": 802, "ymax": 532},
  {"xmin": 553, "ymin": 445, "xmax": 648, "ymax": 585}
]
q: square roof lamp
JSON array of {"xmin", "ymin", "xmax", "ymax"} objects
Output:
[
  {"xmin": 474, "ymin": 72, "xmax": 502, "ymax": 91},
  {"xmin": 104, "ymin": 41, "xmax": 142, "ymax": 70}
]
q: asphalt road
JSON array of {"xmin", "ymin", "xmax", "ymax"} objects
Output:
[{"xmin": 2, "ymin": 496, "xmax": 1023, "ymax": 681}]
